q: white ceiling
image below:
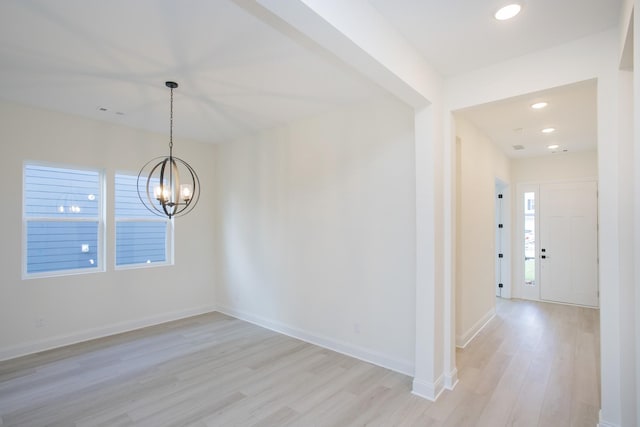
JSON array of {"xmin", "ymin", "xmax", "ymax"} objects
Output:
[
  {"xmin": 369, "ymin": 0, "xmax": 621, "ymax": 77},
  {"xmin": 0, "ymin": 0, "xmax": 621, "ymax": 154},
  {"xmin": 456, "ymin": 80, "xmax": 598, "ymax": 159},
  {"xmin": 0, "ymin": 0, "xmax": 385, "ymax": 143}
]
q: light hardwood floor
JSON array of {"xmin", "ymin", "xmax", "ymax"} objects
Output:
[{"xmin": 0, "ymin": 299, "xmax": 600, "ymax": 426}]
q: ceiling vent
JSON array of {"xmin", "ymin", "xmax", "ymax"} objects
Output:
[{"xmin": 512, "ymin": 144, "xmax": 525, "ymax": 150}]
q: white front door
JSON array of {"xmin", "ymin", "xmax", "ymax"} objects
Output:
[{"xmin": 539, "ymin": 181, "xmax": 599, "ymax": 307}]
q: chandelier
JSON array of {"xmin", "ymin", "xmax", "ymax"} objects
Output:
[{"xmin": 137, "ymin": 81, "xmax": 200, "ymax": 219}]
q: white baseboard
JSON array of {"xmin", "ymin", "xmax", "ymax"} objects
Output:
[
  {"xmin": 214, "ymin": 304, "xmax": 414, "ymax": 376},
  {"xmin": 598, "ymin": 410, "xmax": 619, "ymax": 427},
  {"xmin": 411, "ymin": 375, "xmax": 444, "ymax": 401},
  {"xmin": 456, "ymin": 307, "xmax": 496, "ymax": 348},
  {"xmin": 444, "ymin": 368, "xmax": 458, "ymax": 390},
  {"xmin": 0, "ymin": 305, "xmax": 216, "ymax": 362}
]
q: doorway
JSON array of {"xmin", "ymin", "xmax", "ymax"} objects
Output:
[
  {"xmin": 495, "ymin": 178, "xmax": 510, "ymax": 298},
  {"xmin": 516, "ymin": 181, "xmax": 599, "ymax": 307}
]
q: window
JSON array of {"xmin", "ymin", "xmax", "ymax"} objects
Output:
[
  {"xmin": 23, "ymin": 163, "xmax": 103, "ymax": 277},
  {"xmin": 115, "ymin": 173, "xmax": 172, "ymax": 268},
  {"xmin": 524, "ymin": 191, "xmax": 536, "ymax": 286}
]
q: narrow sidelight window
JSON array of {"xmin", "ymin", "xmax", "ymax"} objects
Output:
[{"xmin": 524, "ymin": 191, "xmax": 536, "ymax": 286}]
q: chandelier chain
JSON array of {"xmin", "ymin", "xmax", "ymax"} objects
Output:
[{"xmin": 169, "ymin": 86, "xmax": 174, "ymax": 154}]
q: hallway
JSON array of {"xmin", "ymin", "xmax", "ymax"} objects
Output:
[{"xmin": 450, "ymin": 298, "xmax": 600, "ymax": 426}]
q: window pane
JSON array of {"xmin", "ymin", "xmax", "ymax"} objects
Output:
[
  {"xmin": 25, "ymin": 165, "xmax": 100, "ymax": 218},
  {"xmin": 26, "ymin": 221, "xmax": 99, "ymax": 273},
  {"xmin": 115, "ymin": 173, "xmax": 169, "ymax": 267},
  {"xmin": 524, "ymin": 191, "xmax": 535, "ymax": 286},
  {"xmin": 115, "ymin": 174, "xmax": 158, "ymax": 218},
  {"xmin": 116, "ymin": 222, "xmax": 167, "ymax": 265},
  {"xmin": 24, "ymin": 163, "xmax": 102, "ymax": 277}
]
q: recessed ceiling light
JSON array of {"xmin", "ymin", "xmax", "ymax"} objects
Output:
[
  {"xmin": 531, "ymin": 102, "xmax": 548, "ymax": 109},
  {"xmin": 541, "ymin": 128, "xmax": 556, "ymax": 134},
  {"xmin": 547, "ymin": 144, "xmax": 559, "ymax": 150},
  {"xmin": 494, "ymin": 4, "xmax": 522, "ymax": 20}
]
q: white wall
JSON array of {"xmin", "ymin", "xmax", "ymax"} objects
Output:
[
  {"xmin": 249, "ymin": 2, "xmax": 449, "ymax": 395},
  {"xmin": 0, "ymin": 101, "xmax": 217, "ymax": 360},
  {"xmin": 511, "ymin": 150, "xmax": 598, "ymax": 183},
  {"xmin": 454, "ymin": 117, "xmax": 510, "ymax": 347},
  {"xmin": 617, "ymin": 69, "xmax": 636, "ymax": 427},
  {"xmin": 633, "ymin": 1, "xmax": 640, "ymax": 422},
  {"xmin": 618, "ymin": 2, "xmax": 637, "ymax": 425},
  {"xmin": 214, "ymin": 95, "xmax": 417, "ymax": 374}
]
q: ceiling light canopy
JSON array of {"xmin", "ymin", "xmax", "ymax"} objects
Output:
[
  {"xmin": 541, "ymin": 127, "xmax": 556, "ymax": 134},
  {"xmin": 531, "ymin": 102, "xmax": 548, "ymax": 109},
  {"xmin": 494, "ymin": 4, "xmax": 522, "ymax": 20},
  {"xmin": 137, "ymin": 82, "xmax": 200, "ymax": 219}
]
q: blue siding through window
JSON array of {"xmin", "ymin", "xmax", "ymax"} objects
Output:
[
  {"xmin": 115, "ymin": 174, "xmax": 160, "ymax": 218},
  {"xmin": 116, "ymin": 222, "xmax": 167, "ymax": 265},
  {"xmin": 115, "ymin": 174, "xmax": 168, "ymax": 266},
  {"xmin": 26, "ymin": 221, "xmax": 99, "ymax": 273},
  {"xmin": 25, "ymin": 165, "xmax": 100, "ymax": 218},
  {"xmin": 24, "ymin": 164, "xmax": 102, "ymax": 275}
]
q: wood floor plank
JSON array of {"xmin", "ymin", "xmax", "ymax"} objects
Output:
[
  {"xmin": 474, "ymin": 350, "xmax": 532, "ymax": 426},
  {"xmin": 505, "ymin": 355, "xmax": 551, "ymax": 426},
  {"xmin": 0, "ymin": 299, "xmax": 600, "ymax": 426}
]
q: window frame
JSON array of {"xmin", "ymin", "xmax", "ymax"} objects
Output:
[
  {"xmin": 114, "ymin": 171, "xmax": 173, "ymax": 270},
  {"xmin": 22, "ymin": 161, "xmax": 105, "ymax": 279}
]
